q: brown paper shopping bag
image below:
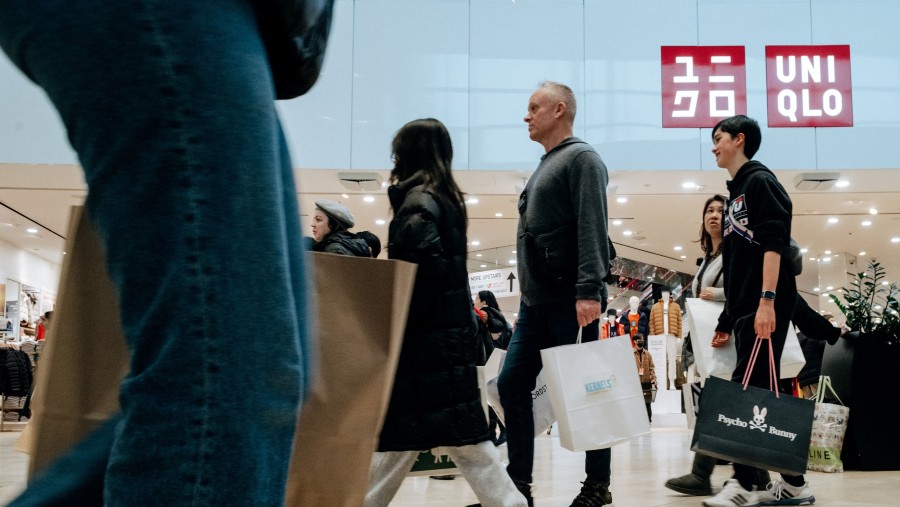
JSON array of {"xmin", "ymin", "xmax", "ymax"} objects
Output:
[
  {"xmin": 22, "ymin": 207, "xmax": 129, "ymax": 478},
  {"xmin": 22, "ymin": 210, "xmax": 415, "ymax": 507},
  {"xmin": 284, "ymin": 252, "xmax": 415, "ymax": 507}
]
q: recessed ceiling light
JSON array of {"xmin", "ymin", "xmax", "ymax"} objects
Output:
[
  {"xmin": 467, "ymin": 197, "xmax": 479, "ymax": 204},
  {"xmin": 26, "ymin": 227, "xmax": 38, "ymax": 233},
  {"xmin": 341, "ymin": 193, "xmax": 349, "ymax": 199},
  {"xmin": 612, "ymin": 219, "xmax": 623, "ymax": 226},
  {"xmin": 800, "ymin": 248, "xmax": 808, "ymax": 253},
  {"xmin": 471, "ymin": 240, "xmax": 481, "ymax": 246},
  {"xmin": 882, "ymin": 281, "xmax": 889, "ymax": 286},
  {"xmin": 509, "ymin": 259, "xmax": 517, "ymax": 264},
  {"xmin": 623, "ymin": 230, "xmax": 633, "ymax": 236},
  {"xmin": 674, "ymin": 246, "xmax": 683, "ymax": 251},
  {"xmin": 827, "ymin": 217, "xmax": 838, "ymax": 224},
  {"xmin": 616, "ymin": 197, "xmax": 628, "ymax": 203},
  {"xmin": 375, "ymin": 219, "xmax": 386, "ymax": 225},
  {"xmin": 363, "ymin": 195, "xmax": 375, "ymax": 203},
  {"xmin": 813, "ymin": 287, "xmax": 820, "ymax": 292},
  {"xmin": 835, "ymin": 180, "xmax": 850, "ymax": 188},
  {"xmin": 859, "ymin": 251, "xmax": 866, "ymax": 256},
  {"xmin": 809, "ymin": 257, "xmax": 817, "ymax": 261},
  {"xmin": 822, "ymin": 256, "xmax": 832, "ymax": 262},
  {"xmin": 680, "ymin": 255, "xmax": 686, "ymax": 259},
  {"xmin": 870, "ymin": 208, "xmax": 878, "ymax": 215},
  {"xmin": 681, "ymin": 182, "xmax": 696, "ymax": 189},
  {"xmin": 824, "ymin": 250, "xmax": 832, "ymax": 255},
  {"xmin": 476, "ymin": 253, "xmax": 482, "ymax": 257},
  {"xmin": 862, "ymin": 220, "xmax": 872, "ymax": 227},
  {"xmin": 480, "ymin": 264, "xmax": 487, "ymax": 268},
  {"xmin": 826, "ymin": 286, "xmax": 834, "ymax": 290},
  {"xmin": 892, "ymin": 237, "xmax": 900, "ymax": 244},
  {"xmin": 511, "ymin": 250, "xmax": 517, "ymax": 254},
  {"xmin": 875, "ymin": 304, "xmax": 883, "ymax": 310},
  {"xmin": 495, "ymin": 212, "xmax": 503, "ymax": 217}
]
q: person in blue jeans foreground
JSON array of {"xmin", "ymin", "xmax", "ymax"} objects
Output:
[
  {"xmin": 704, "ymin": 115, "xmax": 815, "ymax": 507},
  {"xmin": 0, "ymin": 1, "xmax": 317, "ymax": 504},
  {"xmin": 490, "ymin": 82, "xmax": 613, "ymax": 507}
]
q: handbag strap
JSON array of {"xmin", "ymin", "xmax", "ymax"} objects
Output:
[
  {"xmin": 816, "ymin": 375, "xmax": 846, "ymax": 406},
  {"xmin": 742, "ymin": 336, "xmax": 779, "ymax": 398}
]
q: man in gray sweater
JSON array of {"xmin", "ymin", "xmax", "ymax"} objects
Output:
[{"xmin": 497, "ymin": 81, "xmax": 612, "ymax": 507}]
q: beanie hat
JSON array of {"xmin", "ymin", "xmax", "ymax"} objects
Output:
[{"xmin": 315, "ymin": 199, "xmax": 355, "ymax": 230}]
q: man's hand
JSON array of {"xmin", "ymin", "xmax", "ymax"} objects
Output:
[
  {"xmin": 754, "ymin": 301, "xmax": 776, "ymax": 339},
  {"xmin": 711, "ymin": 331, "xmax": 730, "ymax": 348},
  {"xmin": 575, "ymin": 299, "xmax": 601, "ymax": 327}
]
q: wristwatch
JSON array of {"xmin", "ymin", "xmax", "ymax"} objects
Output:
[{"xmin": 760, "ymin": 290, "xmax": 777, "ymax": 301}]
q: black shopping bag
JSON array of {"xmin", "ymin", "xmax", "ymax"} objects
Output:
[{"xmin": 691, "ymin": 376, "xmax": 815, "ymax": 475}]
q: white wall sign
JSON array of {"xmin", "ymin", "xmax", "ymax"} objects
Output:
[{"xmin": 469, "ymin": 268, "xmax": 519, "ymax": 298}]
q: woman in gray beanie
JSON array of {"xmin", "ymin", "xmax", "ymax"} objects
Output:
[{"xmin": 310, "ymin": 199, "xmax": 370, "ymax": 257}]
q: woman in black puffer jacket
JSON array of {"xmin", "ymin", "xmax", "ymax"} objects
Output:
[{"xmin": 365, "ymin": 119, "xmax": 526, "ymax": 507}]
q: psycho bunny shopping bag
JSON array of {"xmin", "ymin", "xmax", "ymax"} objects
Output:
[
  {"xmin": 691, "ymin": 376, "xmax": 815, "ymax": 475},
  {"xmin": 540, "ymin": 335, "xmax": 649, "ymax": 452}
]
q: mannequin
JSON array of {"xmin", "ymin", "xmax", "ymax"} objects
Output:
[
  {"xmin": 601, "ymin": 308, "xmax": 626, "ymax": 339},
  {"xmin": 649, "ymin": 290, "xmax": 681, "ymax": 389},
  {"xmin": 620, "ymin": 296, "xmax": 642, "ymax": 338}
]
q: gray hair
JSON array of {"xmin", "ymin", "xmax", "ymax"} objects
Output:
[{"xmin": 538, "ymin": 81, "xmax": 576, "ymax": 121}]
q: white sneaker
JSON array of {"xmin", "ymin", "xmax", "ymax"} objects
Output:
[
  {"xmin": 758, "ymin": 480, "xmax": 816, "ymax": 506},
  {"xmin": 703, "ymin": 479, "xmax": 761, "ymax": 507}
]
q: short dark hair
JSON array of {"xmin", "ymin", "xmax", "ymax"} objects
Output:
[
  {"xmin": 355, "ymin": 231, "xmax": 381, "ymax": 258},
  {"xmin": 712, "ymin": 115, "xmax": 761, "ymax": 159}
]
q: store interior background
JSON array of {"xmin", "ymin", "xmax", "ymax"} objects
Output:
[{"xmin": 3, "ymin": 0, "xmax": 900, "ymax": 326}]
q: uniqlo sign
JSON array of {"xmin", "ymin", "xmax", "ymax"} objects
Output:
[
  {"xmin": 766, "ymin": 45, "xmax": 853, "ymax": 127},
  {"xmin": 661, "ymin": 46, "xmax": 747, "ymax": 128}
]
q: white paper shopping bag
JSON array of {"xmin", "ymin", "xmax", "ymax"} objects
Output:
[
  {"xmin": 540, "ymin": 336, "xmax": 649, "ymax": 452},
  {"xmin": 685, "ymin": 298, "xmax": 805, "ymax": 380},
  {"xmin": 484, "ymin": 349, "xmax": 555, "ymax": 436}
]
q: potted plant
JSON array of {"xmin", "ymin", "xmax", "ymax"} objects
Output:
[{"xmin": 823, "ymin": 261, "xmax": 900, "ymax": 470}]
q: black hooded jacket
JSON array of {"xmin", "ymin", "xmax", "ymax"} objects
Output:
[
  {"xmin": 311, "ymin": 230, "xmax": 370, "ymax": 257},
  {"xmin": 717, "ymin": 160, "xmax": 797, "ymax": 332},
  {"xmin": 377, "ymin": 175, "xmax": 490, "ymax": 451}
]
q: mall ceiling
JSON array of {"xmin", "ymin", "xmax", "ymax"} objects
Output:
[{"xmin": 2, "ymin": 163, "xmax": 900, "ymax": 316}]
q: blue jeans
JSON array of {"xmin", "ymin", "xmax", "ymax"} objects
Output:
[
  {"xmin": 497, "ymin": 300, "xmax": 610, "ymax": 485},
  {"xmin": 0, "ymin": 0, "xmax": 311, "ymax": 504}
]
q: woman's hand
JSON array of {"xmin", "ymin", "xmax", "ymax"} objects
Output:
[
  {"xmin": 699, "ymin": 288, "xmax": 716, "ymax": 300},
  {"xmin": 711, "ymin": 331, "xmax": 730, "ymax": 348}
]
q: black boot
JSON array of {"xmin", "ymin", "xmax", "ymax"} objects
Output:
[
  {"xmin": 664, "ymin": 453, "xmax": 715, "ymax": 496},
  {"xmin": 569, "ymin": 480, "xmax": 612, "ymax": 507}
]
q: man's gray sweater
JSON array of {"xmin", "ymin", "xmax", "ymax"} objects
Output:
[{"xmin": 516, "ymin": 137, "xmax": 610, "ymax": 306}]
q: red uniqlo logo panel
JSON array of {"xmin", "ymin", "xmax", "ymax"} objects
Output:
[
  {"xmin": 766, "ymin": 45, "xmax": 853, "ymax": 127},
  {"xmin": 661, "ymin": 46, "xmax": 747, "ymax": 128}
]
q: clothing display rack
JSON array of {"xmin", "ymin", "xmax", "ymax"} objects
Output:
[{"xmin": 0, "ymin": 339, "xmax": 37, "ymax": 431}]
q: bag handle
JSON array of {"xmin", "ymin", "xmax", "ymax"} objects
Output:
[
  {"xmin": 742, "ymin": 336, "xmax": 779, "ymax": 398},
  {"xmin": 815, "ymin": 375, "xmax": 845, "ymax": 406}
]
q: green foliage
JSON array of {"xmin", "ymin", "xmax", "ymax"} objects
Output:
[{"xmin": 830, "ymin": 261, "xmax": 900, "ymax": 345}]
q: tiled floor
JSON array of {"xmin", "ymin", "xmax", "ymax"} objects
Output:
[{"xmin": 1, "ymin": 423, "xmax": 898, "ymax": 506}]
